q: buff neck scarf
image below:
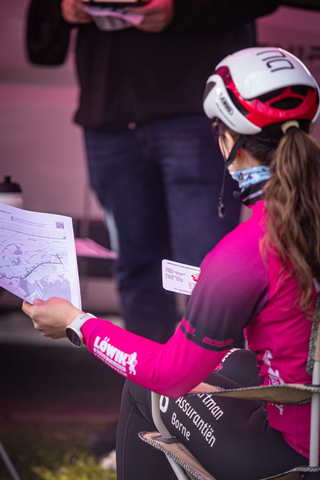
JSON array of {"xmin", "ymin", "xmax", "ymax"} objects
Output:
[{"xmin": 229, "ymin": 165, "xmax": 271, "ymax": 191}]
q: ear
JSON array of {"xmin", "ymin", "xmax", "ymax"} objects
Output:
[
  {"xmin": 224, "ymin": 131, "xmax": 237, "ymax": 154},
  {"xmin": 219, "ymin": 130, "xmax": 236, "ymax": 159}
]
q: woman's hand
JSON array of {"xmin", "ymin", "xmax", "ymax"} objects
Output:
[
  {"xmin": 127, "ymin": 0, "xmax": 174, "ymax": 32},
  {"xmin": 22, "ymin": 297, "xmax": 82, "ymax": 339},
  {"xmin": 61, "ymin": 0, "xmax": 93, "ymax": 24}
]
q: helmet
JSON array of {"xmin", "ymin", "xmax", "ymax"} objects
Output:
[{"xmin": 203, "ymin": 47, "xmax": 320, "ymax": 135}]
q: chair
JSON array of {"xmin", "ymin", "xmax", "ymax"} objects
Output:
[
  {"xmin": 139, "ymin": 293, "xmax": 320, "ymax": 480},
  {"xmin": 0, "ymin": 441, "xmax": 22, "ymax": 480}
]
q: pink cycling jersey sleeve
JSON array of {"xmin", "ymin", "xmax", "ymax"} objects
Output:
[
  {"xmin": 81, "ymin": 201, "xmax": 268, "ymax": 398},
  {"xmin": 82, "ymin": 318, "xmax": 225, "ymax": 398}
]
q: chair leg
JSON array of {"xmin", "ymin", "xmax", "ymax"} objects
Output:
[
  {"xmin": 309, "ymin": 367, "xmax": 320, "ymax": 466},
  {"xmin": 0, "ymin": 441, "xmax": 22, "ymax": 480},
  {"xmin": 151, "ymin": 392, "xmax": 192, "ymax": 480}
]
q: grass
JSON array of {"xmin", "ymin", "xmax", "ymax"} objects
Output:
[{"xmin": 0, "ymin": 420, "xmax": 117, "ymax": 480}]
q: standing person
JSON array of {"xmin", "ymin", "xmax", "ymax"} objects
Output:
[
  {"xmin": 26, "ymin": 0, "xmax": 279, "ymax": 463},
  {"xmin": 23, "ymin": 46, "xmax": 320, "ymax": 480},
  {"xmin": 36, "ymin": 0, "xmax": 277, "ymax": 344}
]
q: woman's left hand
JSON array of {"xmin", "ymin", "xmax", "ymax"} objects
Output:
[{"xmin": 22, "ymin": 297, "xmax": 82, "ymax": 339}]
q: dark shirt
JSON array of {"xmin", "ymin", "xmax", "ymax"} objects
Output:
[{"xmin": 73, "ymin": 0, "xmax": 279, "ymax": 132}]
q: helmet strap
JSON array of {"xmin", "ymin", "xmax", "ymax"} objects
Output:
[{"xmin": 218, "ymin": 135, "xmax": 246, "ymax": 218}]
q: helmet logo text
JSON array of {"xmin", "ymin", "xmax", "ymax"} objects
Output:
[
  {"xmin": 257, "ymin": 49, "xmax": 294, "ymax": 73},
  {"xmin": 219, "ymin": 93, "xmax": 233, "ymax": 115}
]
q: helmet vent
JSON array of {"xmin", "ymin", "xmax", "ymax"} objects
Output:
[
  {"xmin": 291, "ymin": 85, "xmax": 310, "ymax": 96},
  {"xmin": 270, "ymin": 97, "xmax": 303, "ymax": 110},
  {"xmin": 226, "ymin": 88, "xmax": 249, "ymax": 116},
  {"xmin": 258, "ymin": 88, "xmax": 285, "ymax": 103},
  {"xmin": 203, "ymin": 81, "xmax": 216, "ymax": 101},
  {"xmin": 257, "ymin": 85, "xmax": 316, "ymax": 111}
]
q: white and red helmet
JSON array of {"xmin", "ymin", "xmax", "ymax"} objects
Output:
[{"xmin": 203, "ymin": 47, "xmax": 320, "ymax": 135}]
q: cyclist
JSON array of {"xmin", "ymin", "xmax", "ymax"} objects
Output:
[{"xmin": 23, "ymin": 47, "xmax": 320, "ymax": 480}]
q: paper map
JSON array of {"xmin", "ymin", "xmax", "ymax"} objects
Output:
[{"xmin": 0, "ymin": 203, "xmax": 81, "ymax": 309}]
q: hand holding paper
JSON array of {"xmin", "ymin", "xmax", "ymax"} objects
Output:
[
  {"xmin": 126, "ymin": 0, "xmax": 173, "ymax": 32},
  {"xmin": 22, "ymin": 297, "xmax": 82, "ymax": 339},
  {"xmin": 61, "ymin": 0, "xmax": 93, "ymax": 24}
]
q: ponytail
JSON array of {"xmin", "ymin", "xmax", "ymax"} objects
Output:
[{"xmin": 263, "ymin": 127, "xmax": 320, "ymax": 317}]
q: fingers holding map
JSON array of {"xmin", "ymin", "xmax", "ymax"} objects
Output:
[{"xmin": 0, "ymin": 203, "xmax": 81, "ymax": 310}]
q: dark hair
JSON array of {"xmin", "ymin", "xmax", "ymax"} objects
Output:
[{"xmin": 263, "ymin": 126, "xmax": 320, "ymax": 316}]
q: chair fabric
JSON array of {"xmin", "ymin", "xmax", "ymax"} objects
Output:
[
  {"xmin": 139, "ymin": 431, "xmax": 216, "ymax": 480},
  {"xmin": 186, "ymin": 382, "xmax": 318, "ymax": 405},
  {"xmin": 139, "ymin": 431, "xmax": 320, "ymax": 480},
  {"xmin": 261, "ymin": 465, "xmax": 320, "ymax": 480}
]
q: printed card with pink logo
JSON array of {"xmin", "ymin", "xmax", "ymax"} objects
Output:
[{"xmin": 162, "ymin": 259, "xmax": 200, "ymax": 296}]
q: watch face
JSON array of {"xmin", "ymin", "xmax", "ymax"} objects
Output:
[{"xmin": 66, "ymin": 327, "xmax": 82, "ymax": 347}]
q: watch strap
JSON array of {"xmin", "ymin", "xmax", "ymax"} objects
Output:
[{"xmin": 66, "ymin": 312, "xmax": 96, "ymax": 347}]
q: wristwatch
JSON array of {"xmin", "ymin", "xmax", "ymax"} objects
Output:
[{"xmin": 65, "ymin": 313, "xmax": 96, "ymax": 347}]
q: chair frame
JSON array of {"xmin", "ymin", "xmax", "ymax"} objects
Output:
[{"xmin": 0, "ymin": 441, "xmax": 22, "ymax": 480}]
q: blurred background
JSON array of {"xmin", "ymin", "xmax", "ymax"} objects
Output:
[
  {"xmin": 1, "ymin": 1, "xmax": 320, "ymax": 314},
  {"xmin": 1, "ymin": 1, "xmax": 320, "ymax": 218},
  {"xmin": 0, "ymin": 2, "xmax": 320, "ymax": 478}
]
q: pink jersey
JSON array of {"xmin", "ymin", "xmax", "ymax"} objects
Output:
[{"xmin": 82, "ymin": 200, "xmax": 316, "ymax": 459}]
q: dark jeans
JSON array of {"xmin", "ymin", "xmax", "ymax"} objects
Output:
[
  {"xmin": 84, "ymin": 115, "xmax": 240, "ymax": 342},
  {"xmin": 116, "ymin": 349, "xmax": 306, "ymax": 480}
]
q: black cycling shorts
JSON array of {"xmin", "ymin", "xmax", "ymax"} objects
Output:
[{"xmin": 116, "ymin": 349, "xmax": 306, "ymax": 480}]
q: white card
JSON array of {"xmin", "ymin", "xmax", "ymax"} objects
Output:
[{"xmin": 162, "ymin": 259, "xmax": 200, "ymax": 295}]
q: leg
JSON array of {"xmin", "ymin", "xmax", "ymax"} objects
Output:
[
  {"xmin": 212, "ymin": 347, "xmax": 260, "ymax": 387},
  {"xmin": 148, "ymin": 114, "xmax": 246, "ymax": 345},
  {"xmin": 116, "ymin": 380, "xmax": 177, "ymax": 480},
  {"xmin": 84, "ymin": 129, "xmax": 176, "ymax": 343},
  {"xmin": 158, "ymin": 350, "xmax": 306, "ymax": 480},
  {"xmin": 118, "ymin": 353, "xmax": 306, "ymax": 480},
  {"xmin": 160, "ymin": 380, "xmax": 306, "ymax": 480},
  {"xmin": 150, "ymin": 114, "xmax": 241, "ymax": 266}
]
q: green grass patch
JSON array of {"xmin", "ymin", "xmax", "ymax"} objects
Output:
[{"xmin": 0, "ymin": 420, "xmax": 116, "ymax": 480}]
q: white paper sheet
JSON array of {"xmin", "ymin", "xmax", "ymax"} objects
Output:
[
  {"xmin": 0, "ymin": 203, "xmax": 81, "ymax": 309},
  {"xmin": 83, "ymin": 6, "xmax": 144, "ymax": 30}
]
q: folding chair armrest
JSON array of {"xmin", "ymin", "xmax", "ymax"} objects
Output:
[{"xmin": 187, "ymin": 382, "xmax": 319, "ymax": 405}]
